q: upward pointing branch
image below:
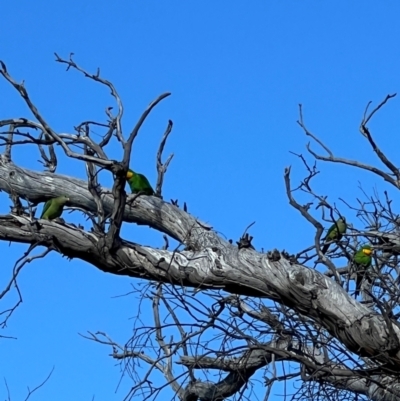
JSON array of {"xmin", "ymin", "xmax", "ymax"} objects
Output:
[
  {"xmin": 360, "ymin": 94, "xmax": 400, "ymax": 186},
  {"xmin": 105, "ymin": 93, "xmax": 171, "ymax": 249},
  {"xmin": 123, "ymin": 92, "xmax": 171, "ymax": 169},
  {"xmin": 298, "ymin": 99, "xmax": 400, "ymax": 189}
]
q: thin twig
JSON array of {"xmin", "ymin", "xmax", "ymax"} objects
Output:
[
  {"xmin": 362, "ymin": 93, "xmax": 397, "ymax": 126},
  {"xmin": 155, "ymin": 120, "xmax": 174, "ymax": 197},
  {"xmin": 54, "ymin": 53, "xmax": 124, "ymax": 143},
  {"xmin": 0, "ymin": 61, "xmax": 113, "ymax": 168},
  {"xmin": 23, "ymin": 366, "xmax": 55, "ymax": 401},
  {"xmin": 297, "ymin": 104, "xmax": 333, "ymax": 158}
]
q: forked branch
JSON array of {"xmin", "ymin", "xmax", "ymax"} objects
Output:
[
  {"xmin": 298, "ymin": 97, "xmax": 400, "ymax": 188},
  {"xmin": 155, "ymin": 119, "xmax": 174, "ymax": 196},
  {"xmin": 0, "ymin": 60, "xmax": 113, "ymax": 168},
  {"xmin": 54, "ymin": 52, "xmax": 124, "ymax": 143}
]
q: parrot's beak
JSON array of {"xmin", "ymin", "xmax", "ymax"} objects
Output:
[
  {"xmin": 363, "ymin": 249, "xmax": 373, "ymax": 256},
  {"xmin": 126, "ymin": 171, "xmax": 133, "ymax": 179}
]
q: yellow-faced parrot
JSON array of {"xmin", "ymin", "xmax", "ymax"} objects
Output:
[
  {"xmin": 126, "ymin": 169, "xmax": 154, "ymax": 196},
  {"xmin": 353, "ymin": 244, "xmax": 373, "ymax": 298}
]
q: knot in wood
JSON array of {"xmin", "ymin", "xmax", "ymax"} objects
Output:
[
  {"xmin": 215, "ymin": 259, "xmax": 222, "ymax": 269},
  {"xmin": 292, "ymin": 271, "xmax": 305, "ymax": 286},
  {"xmin": 211, "ymin": 246, "xmax": 222, "ymax": 256}
]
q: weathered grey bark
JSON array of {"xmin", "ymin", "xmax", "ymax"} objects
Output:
[
  {"xmin": 178, "ymin": 345, "xmax": 371, "ymax": 401},
  {"xmin": 178, "ymin": 345, "xmax": 400, "ymax": 401},
  {"xmin": 2, "ymin": 57, "xmax": 398, "ymax": 401},
  {"xmin": 0, "ymin": 154, "xmax": 215, "ymax": 250},
  {"xmin": 1, "ymin": 155, "xmax": 400, "ymax": 379}
]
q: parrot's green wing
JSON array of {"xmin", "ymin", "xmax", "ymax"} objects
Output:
[
  {"xmin": 353, "ymin": 249, "xmax": 364, "ymax": 264},
  {"xmin": 127, "ymin": 177, "xmax": 135, "ymax": 193},
  {"xmin": 137, "ymin": 173, "xmax": 154, "ymax": 195},
  {"xmin": 40, "ymin": 196, "xmax": 69, "ymax": 220},
  {"xmin": 40, "ymin": 199, "xmax": 52, "ymax": 218},
  {"xmin": 322, "ymin": 218, "xmax": 347, "ymax": 254},
  {"xmin": 325, "ymin": 224, "xmax": 336, "ymax": 240}
]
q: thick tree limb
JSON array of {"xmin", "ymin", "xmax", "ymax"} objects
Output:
[
  {"xmin": 1, "ymin": 211, "xmax": 400, "ymax": 370},
  {"xmin": 0, "ymin": 156, "xmax": 213, "ymax": 249},
  {"xmin": 2, "ymin": 57, "xmax": 400, "ymax": 400}
]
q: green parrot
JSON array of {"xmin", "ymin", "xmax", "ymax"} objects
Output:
[
  {"xmin": 126, "ymin": 169, "xmax": 154, "ymax": 196},
  {"xmin": 321, "ymin": 217, "xmax": 347, "ymax": 254},
  {"xmin": 40, "ymin": 196, "xmax": 70, "ymax": 220},
  {"xmin": 353, "ymin": 244, "xmax": 373, "ymax": 298}
]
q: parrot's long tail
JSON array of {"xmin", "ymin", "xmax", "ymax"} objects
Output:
[
  {"xmin": 354, "ymin": 286, "xmax": 360, "ymax": 298},
  {"xmin": 354, "ymin": 270, "xmax": 367, "ymax": 298},
  {"xmin": 321, "ymin": 243, "xmax": 330, "ymax": 254}
]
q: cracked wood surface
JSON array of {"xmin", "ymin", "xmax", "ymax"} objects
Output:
[{"xmin": 0, "ymin": 156, "xmax": 399, "ymax": 369}]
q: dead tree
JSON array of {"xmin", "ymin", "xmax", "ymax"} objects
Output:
[{"xmin": 1, "ymin": 56, "xmax": 400, "ymax": 401}]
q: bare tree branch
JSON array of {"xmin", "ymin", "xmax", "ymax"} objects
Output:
[
  {"xmin": 3, "ymin": 57, "xmax": 400, "ymax": 401},
  {"xmin": 298, "ymin": 98, "xmax": 400, "ymax": 189},
  {"xmin": 360, "ymin": 94, "xmax": 400, "ymax": 184},
  {"xmin": 54, "ymin": 53, "xmax": 124, "ymax": 143},
  {"xmin": 0, "ymin": 61, "xmax": 113, "ymax": 168},
  {"xmin": 155, "ymin": 119, "xmax": 174, "ymax": 197}
]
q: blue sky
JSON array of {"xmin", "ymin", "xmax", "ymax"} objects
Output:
[{"xmin": 1, "ymin": 1, "xmax": 400, "ymax": 400}]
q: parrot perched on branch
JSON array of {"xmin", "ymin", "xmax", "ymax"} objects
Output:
[
  {"xmin": 40, "ymin": 196, "xmax": 70, "ymax": 220},
  {"xmin": 126, "ymin": 169, "xmax": 154, "ymax": 196},
  {"xmin": 321, "ymin": 217, "xmax": 347, "ymax": 254},
  {"xmin": 353, "ymin": 244, "xmax": 373, "ymax": 298}
]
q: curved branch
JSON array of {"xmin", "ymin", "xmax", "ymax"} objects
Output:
[
  {"xmin": 305, "ymin": 142, "xmax": 398, "ymax": 188},
  {"xmin": 155, "ymin": 119, "xmax": 174, "ymax": 197},
  {"xmin": 54, "ymin": 53, "xmax": 124, "ymax": 143},
  {"xmin": 0, "ymin": 157, "xmax": 214, "ymax": 249},
  {"xmin": 178, "ymin": 341, "xmax": 387, "ymax": 401},
  {"xmin": 123, "ymin": 92, "xmax": 171, "ymax": 168},
  {"xmin": 298, "ymin": 98, "xmax": 400, "ymax": 189},
  {"xmin": 0, "ymin": 213, "xmax": 400, "ymax": 370},
  {"xmin": 0, "ymin": 61, "xmax": 113, "ymax": 168}
]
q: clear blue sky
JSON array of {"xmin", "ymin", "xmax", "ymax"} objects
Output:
[{"xmin": 1, "ymin": 2, "xmax": 400, "ymax": 400}]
